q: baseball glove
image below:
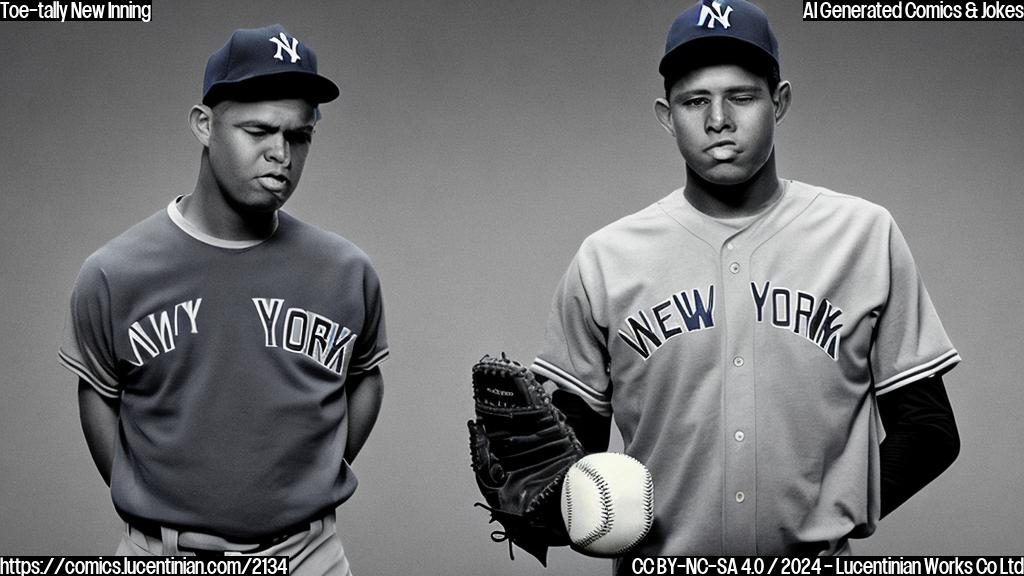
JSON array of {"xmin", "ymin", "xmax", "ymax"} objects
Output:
[{"xmin": 468, "ymin": 353, "xmax": 585, "ymax": 566}]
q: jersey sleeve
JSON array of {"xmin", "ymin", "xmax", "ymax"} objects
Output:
[
  {"xmin": 58, "ymin": 258, "xmax": 122, "ymax": 398},
  {"xmin": 348, "ymin": 263, "xmax": 389, "ymax": 376},
  {"xmin": 871, "ymin": 217, "xmax": 960, "ymax": 396},
  {"xmin": 531, "ymin": 251, "xmax": 613, "ymax": 417}
]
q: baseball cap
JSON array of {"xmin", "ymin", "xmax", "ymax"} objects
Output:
[
  {"xmin": 202, "ymin": 24, "xmax": 340, "ymax": 109},
  {"xmin": 659, "ymin": 0, "xmax": 779, "ymax": 81}
]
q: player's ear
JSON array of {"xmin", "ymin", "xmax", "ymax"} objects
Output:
[
  {"xmin": 772, "ymin": 80, "xmax": 792, "ymax": 124},
  {"xmin": 189, "ymin": 104, "xmax": 214, "ymax": 147},
  {"xmin": 653, "ymin": 98, "xmax": 676, "ymax": 137}
]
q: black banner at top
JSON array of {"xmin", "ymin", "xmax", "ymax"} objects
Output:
[
  {"xmin": 0, "ymin": 1, "xmax": 152, "ymax": 22},
  {"xmin": 802, "ymin": 1, "xmax": 1024, "ymax": 20}
]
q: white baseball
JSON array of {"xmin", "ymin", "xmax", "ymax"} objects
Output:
[{"xmin": 560, "ymin": 452, "xmax": 654, "ymax": 556}]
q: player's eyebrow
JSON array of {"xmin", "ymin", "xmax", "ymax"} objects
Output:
[
  {"xmin": 724, "ymin": 84, "xmax": 765, "ymax": 93},
  {"xmin": 235, "ymin": 120, "xmax": 315, "ymax": 134},
  {"xmin": 235, "ymin": 120, "xmax": 278, "ymax": 130}
]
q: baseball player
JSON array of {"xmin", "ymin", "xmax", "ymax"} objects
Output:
[
  {"xmin": 58, "ymin": 25, "xmax": 387, "ymax": 574},
  {"xmin": 531, "ymin": 0, "xmax": 960, "ymax": 567}
]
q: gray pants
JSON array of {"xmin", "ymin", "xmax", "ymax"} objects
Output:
[{"xmin": 116, "ymin": 511, "xmax": 352, "ymax": 576}]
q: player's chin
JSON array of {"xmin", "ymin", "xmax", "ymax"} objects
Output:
[
  {"xmin": 242, "ymin": 187, "xmax": 294, "ymax": 212},
  {"xmin": 697, "ymin": 164, "xmax": 758, "ymax": 187}
]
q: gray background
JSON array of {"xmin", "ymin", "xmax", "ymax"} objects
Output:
[{"xmin": 1, "ymin": 1, "xmax": 1022, "ymax": 573}]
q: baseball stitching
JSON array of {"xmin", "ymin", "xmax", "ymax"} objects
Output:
[
  {"xmin": 617, "ymin": 455, "xmax": 655, "ymax": 554},
  {"xmin": 563, "ymin": 477, "xmax": 573, "ymax": 533},
  {"xmin": 572, "ymin": 459, "xmax": 614, "ymax": 550}
]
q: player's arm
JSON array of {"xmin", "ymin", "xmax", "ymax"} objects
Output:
[
  {"xmin": 877, "ymin": 375, "xmax": 959, "ymax": 518},
  {"xmin": 552, "ymin": 389, "xmax": 612, "ymax": 454},
  {"xmin": 344, "ymin": 367, "xmax": 383, "ymax": 464},
  {"xmin": 78, "ymin": 378, "xmax": 120, "ymax": 486}
]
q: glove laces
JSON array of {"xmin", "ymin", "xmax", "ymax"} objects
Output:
[{"xmin": 474, "ymin": 502, "xmax": 516, "ymax": 561}]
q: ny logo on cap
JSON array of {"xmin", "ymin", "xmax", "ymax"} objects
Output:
[
  {"xmin": 269, "ymin": 32, "xmax": 301, "ymax": 63},
  {"xmin": 698, "ymin": 0, "xmax": 733, "ymax": 29}
]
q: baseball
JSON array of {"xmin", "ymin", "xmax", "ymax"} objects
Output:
[{"xmin": 560, "ymin": 452, "xmax": 654, "ymax": 556}]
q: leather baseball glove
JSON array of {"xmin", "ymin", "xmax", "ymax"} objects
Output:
[{"xmin": 468, "ymin": 353, "xmax": 585, "ymax": 566}]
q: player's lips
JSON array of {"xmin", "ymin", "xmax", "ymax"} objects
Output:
[
  {"xmin": 705, "ymin": 140, "xmax": 739, "ymax": 161},
  {"xmin": 704, "ymin": 140, "xmax": 737, "ymax": 151},
  {"xmin": 257, "ymin": 173, "xmax": 290, "ymax": 191}
]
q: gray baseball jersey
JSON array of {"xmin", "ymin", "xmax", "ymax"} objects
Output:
[
  {"xmin": 59, "ymin": 198, "xmax": 389, "ymax": 539},
  {"xmin": 532, "ymin": 180, "xmax": 959, "ymax": 556}
]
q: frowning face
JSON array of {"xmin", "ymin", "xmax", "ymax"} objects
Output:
[
  {"xmin": 205, "ymin": 98, "xmax": 316, "ymax": 213},
  {"xmin": 658, "ymin": 64, "xmax": 784, "ymax": 186}
]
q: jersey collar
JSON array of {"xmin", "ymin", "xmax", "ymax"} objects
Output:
[{"xmin": 166, "ymin": 196, "xmax": 278, "ymax": 249}]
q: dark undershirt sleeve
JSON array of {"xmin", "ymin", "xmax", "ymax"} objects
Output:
[
  {"xmin": 552, "ymin": 389, "xmax": 613, "ymax": 454},
  {"xmin": 877, "ymin": 375, "xmax": 960, "ymax": 518}
]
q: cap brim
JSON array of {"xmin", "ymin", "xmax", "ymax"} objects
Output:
[{"xmin": 203, "ymin": 71, "xmax": 340, "ymax": 107}]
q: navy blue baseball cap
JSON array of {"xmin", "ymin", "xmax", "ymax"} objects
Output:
[
  {"xmin": 203, "ymin": 24, "xmax": 340, "ymax": 108},
  {"xmin": 660, "ymin": 0, "xmax": 779, "ymax": 81}
]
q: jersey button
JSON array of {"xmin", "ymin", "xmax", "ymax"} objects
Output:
[
  {"xmin": 734, "ymin": 430, "xmax": 745, "ymax": 442},
  {"xmin": 732, "ymin": 356, "xmax": 745, "ymax": 367},
  {"xmin": 726, "ymin": 242, "xmax": 735, "ymax": 251},
  {"xmin": 735, "ymin": 491, "xmax": 746, "ymax": 503},
  {"xmin": 729, "ymin": 262, "xmax": 741, "ymax": 274}
]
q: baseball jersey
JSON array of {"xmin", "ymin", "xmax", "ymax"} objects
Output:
[
  {"xmin": 532, "ymin": 180, "xmax": 959, "ymax": 557},
  {"xmin": 59, "ymin": 198, "xmax": 389, "ymax": 539}
]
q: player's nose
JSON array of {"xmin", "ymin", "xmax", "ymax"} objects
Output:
[
  {"xmin": 264, "ymin": 133, "xmax": 291, "ymax": 166},
  {"xmin": 705, "ymin": 99, "xmax": 732, "ymax": 133}
]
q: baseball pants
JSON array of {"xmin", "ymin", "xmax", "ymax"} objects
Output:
[{"xmin": 116, "ymin": 511, "xmax": 352, "ymax": 576}]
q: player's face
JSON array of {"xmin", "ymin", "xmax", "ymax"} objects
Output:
[
  {"xmin": 206, "ymin": 99, "xmax": 316, "ymax": 212},
  {"xmin": 657, "ymin": 64, "xmax": 787, "ymax": 186}
]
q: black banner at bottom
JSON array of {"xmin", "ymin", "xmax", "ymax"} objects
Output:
[
  {"xmin": 0, "ymin": 556, "xmax": 288, "ymax": 576},
  {"xmin": 628, "ymin": 557, "xmax": 1024, "ymax": 576}
]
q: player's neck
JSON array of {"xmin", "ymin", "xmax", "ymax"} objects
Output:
[
  {"xmin": 185, "ymin": 164, "xmax": 278, "ymax": 242},
  {"xmin": 684, "ymin": 156, "xmax": 782, "ymax": 219}
]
